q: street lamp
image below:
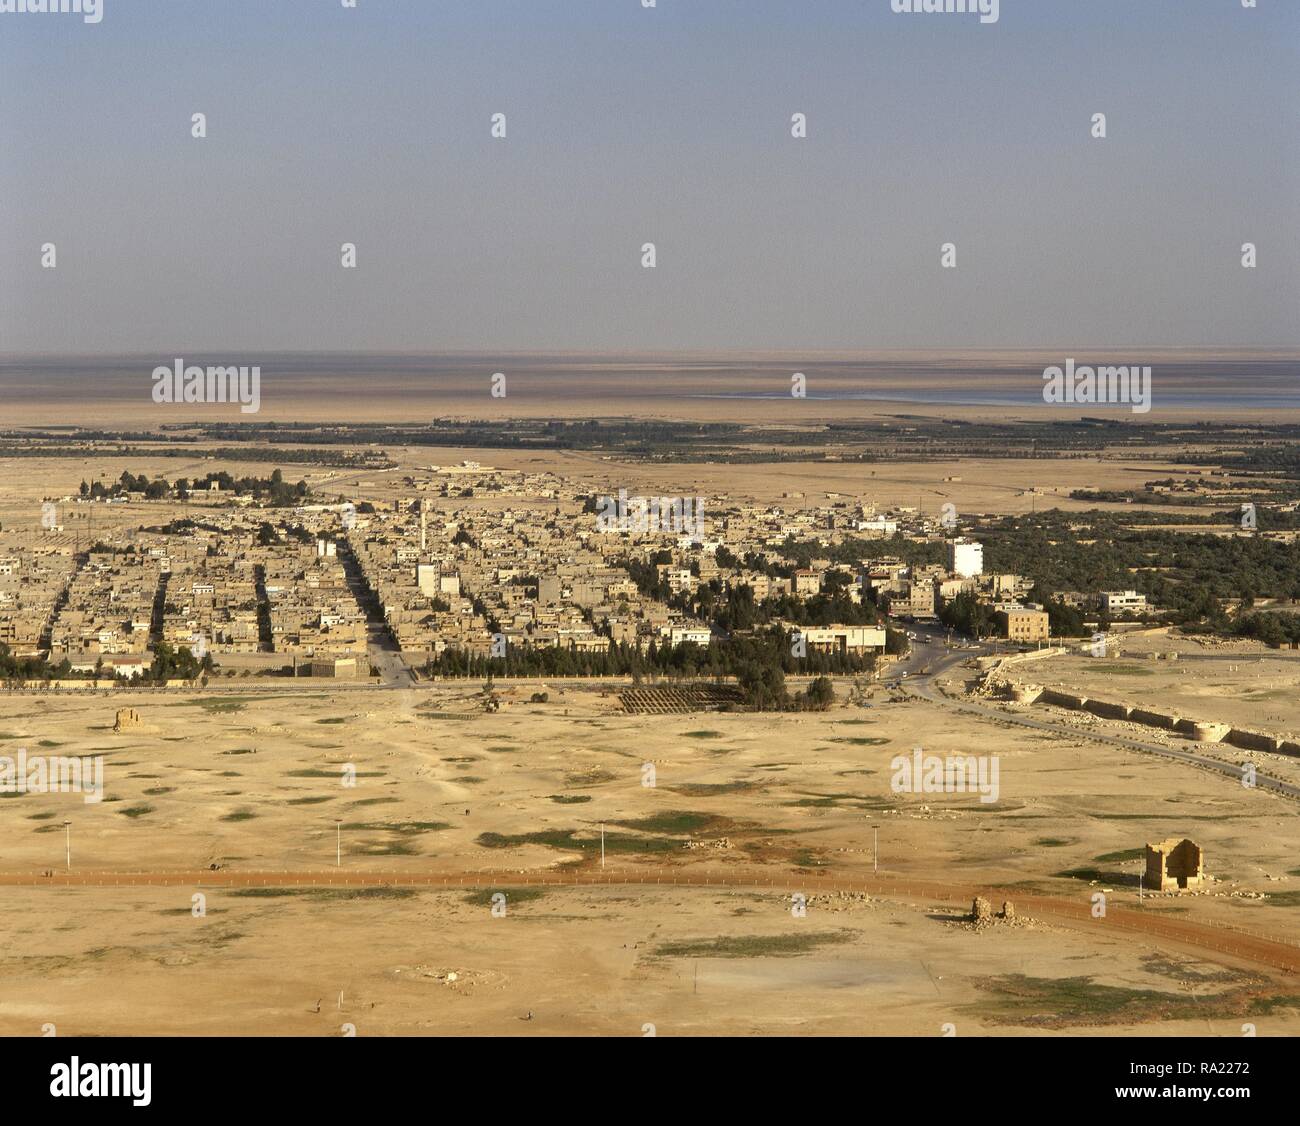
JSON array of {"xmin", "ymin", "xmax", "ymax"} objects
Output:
[
  {"xmin": 872, "ymin": 824, "xmax": 880, "ymax": 875},
  {"xmin": 335, "ymin": 819, "xmax": 342, "ymax": 868},
  {"xmin": 63, "ymin": 820, "xmax": 71, "ymax": 871}
]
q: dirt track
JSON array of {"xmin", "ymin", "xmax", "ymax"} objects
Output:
[{"xmin": 4, "ymin": 866, "xmax": 1297, "ymax": 978}]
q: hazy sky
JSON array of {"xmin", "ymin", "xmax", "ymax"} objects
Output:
[{"xmin": 1, "ymin": 0, "xmax": 1296, "ymax": 353}]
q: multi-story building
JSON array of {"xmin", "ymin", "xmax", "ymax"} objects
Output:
[
  {"xmin": 946, "ymin": 537, "xmax": 983, "ymax": 578},
  {"xmin": 1101, "ymin": 590, "xmax": 1148, "ymax": 615},
  {"xmin": 997, "ymin": 607, "xmax": 1050, "ymax": 643}
]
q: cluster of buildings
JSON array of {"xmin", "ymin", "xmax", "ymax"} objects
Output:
[
  {"xmin": 0, "ymin": 547, "xmax": 78, "ymax": 658},
  {"xmin": 0, "ymin": 462, "xmax": 1167, "ymax": 679},
  {"xmin": 0, "ymin": 503, "xmax": 368, "ymax": 677}
]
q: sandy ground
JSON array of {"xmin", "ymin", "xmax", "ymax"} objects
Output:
[
  {"xmin": 995, "ymin": 637, "xmax": 1300, "ymax": 787},
  {"xmin": 1, "ymin": 683, "xmax": 1298, "ymax": 1036},
  {"xmin": 1, "ymin": 449, "xmax": 1229, "ymax": 532},
  {"xmin": 1, "ymin": 447, "xmax": 1297, "ymax": 1035}
]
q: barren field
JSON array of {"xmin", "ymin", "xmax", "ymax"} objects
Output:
[
  {"xmin": 0, "ymin": 449, "xmax": 1227, "ymax": 531},
  {"xmin": 2, "ymin": 682, "xmax": 1298, "ymax": 1036}
]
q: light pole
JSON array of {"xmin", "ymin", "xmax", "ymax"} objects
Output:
[
  {"xmin": 600, "ymin": 824, "xmax": 605, "ymax": 869},
  {"xmin": 63, "ymin": 820, "xmax": 71, "ymax": 871},
  {"xmin": 872, "ymin": 825, "xmax": 879, "ymax": 875},
  {"xmin": 336, "ymin": 819, "xmax": 342, "ymax": 868}
]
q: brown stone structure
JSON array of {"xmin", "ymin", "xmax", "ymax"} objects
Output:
[
  {"xmin": 1144, "ymin": 837, "xmax": 1204, "ymax": 892},
  {"xmin": 113, "ymin": 707, "xmax": 143, "ymax": 733}
]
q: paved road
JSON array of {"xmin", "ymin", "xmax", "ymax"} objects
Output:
[
  {"xmin": 338, "ymin": 541, "xmax": 413, "ymax": 688},
  {"xmin": 3, "ymin": 865, "xmax": 1295, "ymax": 975}
]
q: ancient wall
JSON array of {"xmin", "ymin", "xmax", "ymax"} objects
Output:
[{"xmin": 1226, "ymin": 728, "xmax": 1281, "ymax": 753}]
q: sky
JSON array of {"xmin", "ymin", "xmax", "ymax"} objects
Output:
[{"xmin": 1, "ymin": 0, "xmax": 1297, "ymax": 354}]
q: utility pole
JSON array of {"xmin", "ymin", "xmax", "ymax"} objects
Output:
[
  {"xmin": 872, "ymin": 825, "xmax": 879, "ymax": 874},
  {"xmin": 63, "ymin": 820, "xmax": 71, "ymax": 871},
  {"xmin": 336, "ymin": 819, "xmax": 342, "ymax": 867},
  {"xmin": 600, "ymin": 824, "xmax": 605, "ymax": 869}
]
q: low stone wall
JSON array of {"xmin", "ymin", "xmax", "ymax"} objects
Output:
[
  {"xmin": 1040, "ymin": 688, "xmax": 1088, "ymax": 709},
  {"xmin": 1226, "ymin": 728, "xmax": 1281, "ymax": 753},
  {"xmin": 1130, "ymin": 707, "xmax": 1180, "ymax": 730},
  {"xmin": 999, "ymin": 680, "xmax": 1297, "ymax": 756},
  {"xmin": 1085, "ymin": 698, "xmax": 1132, "ymax": 721}
]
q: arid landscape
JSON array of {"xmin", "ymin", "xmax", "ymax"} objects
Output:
[{"xmin": 2, "ymin": 429, "xmax": 1299, "ymax": 1037}]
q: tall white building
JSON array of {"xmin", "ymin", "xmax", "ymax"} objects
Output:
[{"xmin": 946, "ymin": 537, "xmax": 983, "ymax": 578}]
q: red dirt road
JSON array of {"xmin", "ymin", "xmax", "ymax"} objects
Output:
[{"xmin": 4, "ymin": 865, "xmax": 1297, "ymax": 978}]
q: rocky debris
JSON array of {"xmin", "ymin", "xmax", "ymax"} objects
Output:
[
  {"xmin": 683, "ymin": 837, "xmax": 732, "ymax": 851},
  {"xmin": 804, "ymin": 891, "xmax": 874, "ymax": 913},
  {"xmin": 965, "ymin": 897, "xmax": 1033, "ymax": 931},
  {"xmin": 397, "ymin": 965, "xmax": 484, "ymax": 989}
]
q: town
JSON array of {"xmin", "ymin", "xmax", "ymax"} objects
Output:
[{"xmin": 0, "ymin": 458, "xmax": 1170, "ymax": 694}]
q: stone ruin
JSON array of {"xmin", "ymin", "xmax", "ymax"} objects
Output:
[
  {"xmin": 1145, "ymin": 837, "xmax": 1205, "ymax": 892},
  {"xmin": 970, "ymin": 897, "xmax": 1017, "ymax": 927},
  {"xmin": 113, "ymin": 707, "xmax": 143, "ymax": 733}
]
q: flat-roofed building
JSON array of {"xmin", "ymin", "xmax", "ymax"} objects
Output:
[
  {"xmin": 801, "ymin": 625, "xmax": 887, "ymax": 654},
  {"xmin": 1101, "ymin": 590, "xmax": 1148, "ymax": 614},
  {"xmin": 997, "ymin": 607, "xmax": 1050, "ymax": 643}
]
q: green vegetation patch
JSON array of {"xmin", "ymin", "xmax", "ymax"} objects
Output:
[
  {"xmin": 667, "ymin": 781, "xmax": 758, "ymax": 797},
  {"xmin": 350, "ymin": 839, "xmax": 417, "ymax": 857},
  {"xmin": 1088, "ymin": 664, "xmax": 1154, "ymax": 676},
  {"xmin": 463, "ymin": 887, "xmax": 547, "ymax": 907},
  {"xmin": 119, "ymin": 805, "xmax": 155, "ymax": 818},
  {"xmin": 228, "ymin": 886, "xmax": 416, "ymax": 901},
  {"xmin": 610, "ymin": 810, "xmax": 726, "ymax": 834},
  {"xmin": 1094, "ymin": 848, "xmax": 1145, "ymax": 863},
  {"xmin": 654, "ymin": 930, "xmax": 853, "ymax": 958},
  {"xmin": 476, "ymin": 829, "xmax": 678, "ymax": 855},
  {"xmin": 966, "ymin": 974, "xmax": 1300, "ymax": 1028}
]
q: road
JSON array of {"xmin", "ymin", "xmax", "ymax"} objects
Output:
[{"xmin": 338, "ymin": 540, "xmax": 412, "ymax": 688}]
